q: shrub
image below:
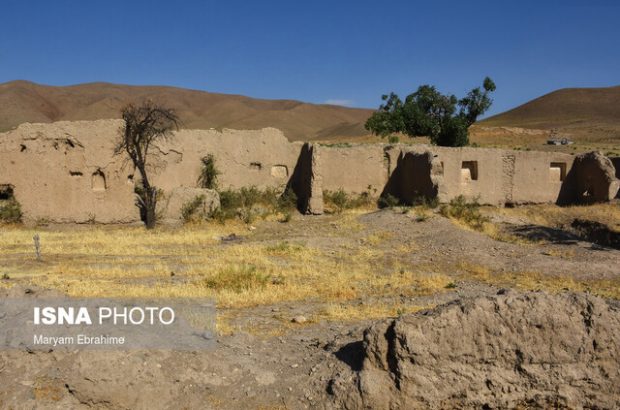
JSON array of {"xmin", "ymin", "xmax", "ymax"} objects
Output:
[
  {"xmin": 280, "ymin": 210, "xmax": 292, "ymax": 223},
  {"xmin": 439, "ymin": 195, "xmax": 488, "ymax": 230},
  {"xmin": 413, "ymin": 195, "xmax": 439, "ymax": 209},
  {"xmin": 181, "ymin": 194, "xmax": 206, "ymax": 223},
  {"xmin": 198, "ymin": 154, "xmax": 220, "ymax": 189},
  {"xmin": 378, "ymin": 193, "xmax": 400, "ymax": 209},
  {"xmin": 323, "ymin": 189, "xmax": 349, "ymax": 213},
  {"xmin": 323, "ymin": 188, "xmax": 375, "ymax": 213},
  {"xmin": 415, "ymin": 212, "xmax": 428, "ymax": 222},
  {"xmin": 388, "ymin": 135, "xmax": 400, "ymax": 144},
  {"xmin": 204, "ymin": 265, "xmax": 270, "ymax": 293},
  {"xmin": 348, "ymin": 191, "xmax": 374, "ymax": 209},
  {"xmin": 276, "ymin": 189, "xmax": 298, "ymax": 213},
  {"xmin": 212, "ymin": 186, "xmax": 298, "ymax": 224},
  {"xmin": 0, "ymin": 198, "xmax": 22, "ymax": 223},
  {"xmin": 265, "ymin": 241, "xmax": 305, "ymax": 255}
]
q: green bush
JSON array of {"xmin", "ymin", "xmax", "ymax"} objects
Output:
[
  {"xmin": 198, "ymin": 154, "xmax": 220, "ymax": 189},
  {"xmin": 276, "ymin": 188, "xmax": 298, "ymax": 213},
  {"xmin": 378, "ymin": 193, "xmax": 400, "ymax": 208},
  {"xmin": 323, "ymin": 189, "xmax": 349, "ymax": 213},
  {"xmin": 388, "ymin": 135, "xmax": 400, "ymax": 144},
  {"xmin": 439, "ymin": 195, "xmax": 488, "ymax": 230},
  {"xmin": 323, "ymin": 188, "xmax": 375, "ymax": 213},
  {"xmin": 412, "ymin": 195, "xmax": 439, "ymax": 209},
  {"xmin": 211, "ymin": 186, "xmax": 298, "ymax": 224},
  {"xmin": 0, "ymin": 198, "xmax": 22, "ymax": 223}
]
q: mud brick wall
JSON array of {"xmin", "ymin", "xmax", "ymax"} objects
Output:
[{"xmin": 1, "ymin": 120, "xmax": 617, "ymax": 223}]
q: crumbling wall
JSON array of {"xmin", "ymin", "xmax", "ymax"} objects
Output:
[
  {"xmin": 152, "ymin": 127, "xmax": 303, "ymax": 192},
  {"xmin": 557, "ymin": 151, "xmax": 620, "ymax": 205},
  {"xmin": 384, "ymin": 145, "xmax": 577, "ymax": 206},
  {"xmin": 611, "ymin": 157, "xmax": 620, "ymax": 179},
  {"xmin": 1, "ymin": 119, "xmax": 618, "ymax": 224},
  {"xmin": 381, "ymin": 150, "xmax": 440, "ymax": 205},
  {"xmin": 0, "ymin": 120, "xmax": 137, "ymax": 224},
  {"xmin": 160, "ymin": 187, "xmax": 220, "ymax": 224},
  {"xmin": 511, "ymin": 151, "xmax": 575, "ymax": 205},
  {"xmin": 404, "ymin": 146, "xmax": 507, "ymax": 205},
  {"xmin": 314, "ymin": 144, "xmax": 387, "ymax": 196},
  {"xmin": 611, "ymin": 157, "xmax": 620, "ymax": 198},
  {"xmin": 0, "ymin": 121, "xmax": 306, "ymax": 224},
  {"xmin": 286, "ymin": 143, "xmax": 323, "ymax": 214}
]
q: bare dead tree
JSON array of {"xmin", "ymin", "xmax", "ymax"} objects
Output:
[{"xmin": 115, "ymin": 101, "xmax": 179, "ymax": 229}]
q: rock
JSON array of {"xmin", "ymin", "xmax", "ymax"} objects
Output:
[
  {"xmin": 221, "ymin": 233, "xmax": 239, "ymax": 243},
  {"xmin": 558, "ymin": 151, "xmax": 620, "ymax": 205},
  {"xmin": 329, "ymin": 292, "xmax": 620, "ymax": 409},
  {"xmin": 292, "ymin": 316, "xmax": 307, "ymax": 324},
  {"xmin": 160, "ymin": 187, "xmax": 220, "ymax": 224}
]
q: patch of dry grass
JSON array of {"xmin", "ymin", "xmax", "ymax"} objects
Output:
[
  {"xmin": 0, "ymin": 223, "xmax": 249, "ymax": 256},
  {"xmin": 319, "ymin": 301, "xmax": 431, "ymax": 321},
  {"xmin": 0, "ymin": 220, "xmax": 454, "ymax": 312},
  {"xmin": 363, "ymin": 230, "xmax": 394, "ymax": 246},
  {"xmin": 498, "ymin": 203, "xmax": 620, "ymax": 232},
  {"xmin": 479, "ymin": 221, "xmax": 540, "ymax": 244},
  {"xmin": 458, "ymin": 262, "xmax": 620, "ymax": 299}
]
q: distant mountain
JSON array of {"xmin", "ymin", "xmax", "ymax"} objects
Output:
[
  {"xmin": 481, "ymin": 85, "xmax": 620, "ymax": 132},
  {"xmin": 0, "ymin": 80, "xmax": 373, "ymax": 141}
]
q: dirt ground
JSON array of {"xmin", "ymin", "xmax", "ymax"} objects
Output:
[{"xmin": 0, "ymin": 203, "xmax": 619, "ymax": 409}]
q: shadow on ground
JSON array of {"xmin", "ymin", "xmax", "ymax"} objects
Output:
[
  {"xmin": 510, "ymin": 219, "xmax": 620, "ymax": 250},
  {"xmin": 511, "ymin": 225, "xmax": 580, "ymax": 244},
  {"xmin": 334, "ymin": 341, "xmax": 365, "ymax": 371}
]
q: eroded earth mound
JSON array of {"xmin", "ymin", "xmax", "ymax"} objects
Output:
[{"xmin": 329, "ymin": 291, "xmax": 620, "ymax": 409}]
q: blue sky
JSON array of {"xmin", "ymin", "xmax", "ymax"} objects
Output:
[{"xmin": 1, "ymin": 0, "xmax": 618, "ymax": 116}]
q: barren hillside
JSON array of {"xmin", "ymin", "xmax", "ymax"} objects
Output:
[
  {"xmin": 3, "ymin": 81, "xmax": 620, "ymax": 146},
  {"xmin": 480, "ymin": 85, "xmax": 620, "ymax": 141},
  {"xmin": 0, "ymin": 81, "xmax": 373, "ymax": 141}
]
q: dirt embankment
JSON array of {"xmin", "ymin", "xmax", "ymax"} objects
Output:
[{"xmin": 329, "ymin": 291, "xmax": 620, "ymax": 409}]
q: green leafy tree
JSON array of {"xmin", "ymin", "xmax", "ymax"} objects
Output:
[{"xmin": 365, "ymin": 78, "xmax": 496, "ymax": 147}]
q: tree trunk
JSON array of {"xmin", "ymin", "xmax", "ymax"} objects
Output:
[{"xmin": 144, "ymin": 186, "xmax": 157, "ymax": 230}]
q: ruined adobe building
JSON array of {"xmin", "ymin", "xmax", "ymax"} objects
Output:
[{"xmin": 0, "ymin": 120, "xmax": 618, "ymax": 224}]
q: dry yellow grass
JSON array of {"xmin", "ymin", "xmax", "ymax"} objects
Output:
[
  {"xmin": 363, "ymin": 230, "xmax": 394, "ymax": 246},
  {"xmin": 458, "ymin": 262, "xmax": 620, "ymax": 299},
  {"xmin": 0, "ymin": 222, "xmax": 452, "ymax": 311},
  {"xmin": 498, "ymin": 203, "xmax": 620, "ymax": 232},
  {"xmin": 319, "ymin": 301, "xmax": 431, "ymax": 322},
  {"xmin": 444, "ymin": 202, "xmax": 620, "ymax": 245},
  {"xmin": 479, "ymin": 221, "xmax": 539, "ymax": 244},
  {"xmin": 0, "ymin": 223, "xmax": 249, "ymax": 256}
]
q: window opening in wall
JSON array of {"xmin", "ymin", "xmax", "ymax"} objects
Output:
[
  {"xmin": 549, "ymin": 162, "xmax": 567, "ymax": 182},
  {"xmin": 92, "ymin": 169, "xmax": 107, "ymax": 191},
  {"xmin": 270, "ymin": 165, "xmax": 288, "ymax": 178},
  {"xmin": 461, "ymin": 161, "xmax": 478, "ymax": 181}
]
